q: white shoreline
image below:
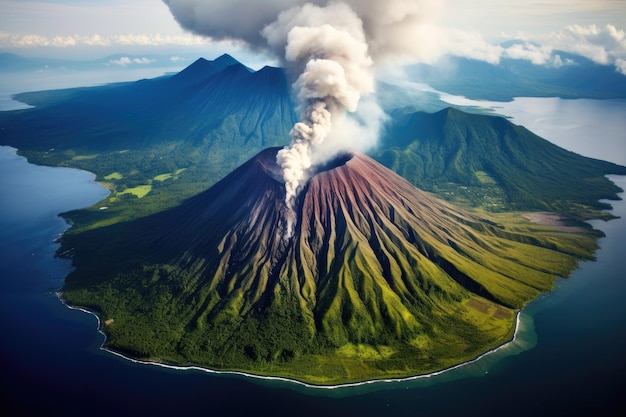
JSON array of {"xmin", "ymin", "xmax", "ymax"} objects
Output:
[{"xmin": 57, "ymin": 291, "xmax": 521, "ymax": 391}]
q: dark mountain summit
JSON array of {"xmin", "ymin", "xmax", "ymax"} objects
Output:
[
  {"xmin": 375, "ymin": 107, "xmax": 626, "ymax": 215},
  {"xmin": 0, "ymin": 54, "xmax": 295, "ymax": 150},
  {"xmin": 61, "ymin": 147, "xmax": 598, "ymax": 384},
  {"xmin": 172, "ymin": 54, "xmax": 247, "ymax": 86}
]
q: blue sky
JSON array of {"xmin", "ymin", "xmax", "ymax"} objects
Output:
[{"xmin": 0, "ymin": 0, "xmax": 625, "ymax": 73}]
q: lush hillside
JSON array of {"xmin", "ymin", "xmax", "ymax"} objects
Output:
[
  {"xmin": 0, "ymin": 55, "xmax": 298, "ymax": 226},
  {"xmin": 2, "ymin": 54, "xmax": 290, "ymax": 151},
  {"xmin": 60, "ymin": 148, "xmax": 600, "ymax": 384},
  {"xmin": 373, "ymin": 107, "xmax": 626, "ymax": 219}
]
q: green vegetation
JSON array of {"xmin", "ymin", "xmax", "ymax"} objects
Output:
[
  {"xmin": 372, "ymin": 107, "xmax": 626, "ymax": 220},
  {"xmin": 475, "ymin": 170, "xmax": 497, "ymax": 185},
  {"xmin": 1, "ymin": 55, "xmax": 623, "ymax": 384},
  {"xmin": 58, "ymin": 149, "xmax": 602, "ymax": 384},
  {"xmin": 118, "ymin": 185, "xmax": 152, "ymax": 198},
  {"xmin": 104, "ymin": 172, "xmax": 123, "ymax": 180},
  {"xmin": 71, "ymin": 154, "xmax": 98, "ymax": 161},
  {"xmin": 154, "ymin": 169, "xmax": 186, "ymax": 182}
]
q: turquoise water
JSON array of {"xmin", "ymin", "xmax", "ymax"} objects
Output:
[{"xmin": 1, "ymin": 106, "xmax": 625, "ymax": 415}]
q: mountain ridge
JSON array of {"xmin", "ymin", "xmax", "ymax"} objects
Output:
[
  {"xmin": 1, "ymin": 53, "xmax": 623, "ymax": 229},
  {"xmin": 374, "ymin": 106, "xmax": 626, "ymax": 216},
  {"xmin": 407, "ymin": 53, "xmax": 626, "ymax": 101},
  {"xmin": 172, "ymin": 54, "xmax": 246, "ymax": 85}
]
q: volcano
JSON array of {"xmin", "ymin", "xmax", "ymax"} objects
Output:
[{"xmin": 63, "ymin": 147, "xmax": 594, "ymax": 384}]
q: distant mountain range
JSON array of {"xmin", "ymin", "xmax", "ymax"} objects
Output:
[
  {"xmin": 1, "ymin": 54, "xmax": 292, "ymax": 150},
  {"xmin": 0, "ymin": 51, "xmax": 193, "ymax": 73},
  {"xmin": 1, "ymin": 54, "xmax": 624, "ymax": 227},
  {"xmin": 4, "ymin": 48, "xmax": 625, "ymax": 102},
  {"xmin": 407, "ymin": 49, "xmax": 626, "ymax": 101}
]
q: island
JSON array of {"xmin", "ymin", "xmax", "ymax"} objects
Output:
[{"xmin": 1, "ymin": 55, "xmax": 624, "ymax": 385}]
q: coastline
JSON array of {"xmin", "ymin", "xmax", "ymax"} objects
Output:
[
  {"xmin": 2, "ymin": 142, "xmax": 526, "ymax": 392},
  {"xmin": 6, "ymin": 140, "xmax": 609, "ymax": 392},
  {"xmin": 56, "ymin": 290, "xmax": 522, "ymax": 391},
  {"xmin": 2, "ymin": 83, "xmax": 624, "ymax": 413},
  {"xmin": 50, "ymin": 182, "xmax": 625, "ymax": 393}
]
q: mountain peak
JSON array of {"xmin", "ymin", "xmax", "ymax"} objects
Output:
[
  {"xmin": 147, "ymin": 146, "xmax": 576, "ymax": 322},
  {"xmin": 173, "ymin": 54, "xmax": 245, "ymax": 85},
  {"xmin": 213, "ymin": 53, "xmax": 241, "ymax": 68}
]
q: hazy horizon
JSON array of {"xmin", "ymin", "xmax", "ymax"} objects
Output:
[{"xmin": 1, "ymin": 1, "xmax": 624, "ymax": 71}]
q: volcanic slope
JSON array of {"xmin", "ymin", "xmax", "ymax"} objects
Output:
[{"xmin": 62, "ymin": 147, "xmax": 598, "ymax": 384}]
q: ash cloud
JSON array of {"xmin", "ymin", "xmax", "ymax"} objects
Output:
[
  {"xmin": 162, "ymin": 0, "xmax": 441, "ymax": 60},
  {"xmin": 262, "ymin": 2, "xmax": 375, "ymax": 233}
]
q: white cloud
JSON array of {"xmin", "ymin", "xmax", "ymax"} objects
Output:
[
  {"xmin": 417, "ymin": 23, "xmax": 626, "ymax": 75},
  {"xmin": 616, "ymin": 58, "xmax": 626, "ymax": 75},
  {"xmin": 0, "ymin": 31, "xmax": 218, "ymax": 49},
  {"xmin": 515, "ymin": 24, "xmax": 626, "ymax": 74},
  {"xmin": 108, "ymin": 56, "xmax": 156, "ymax": 67},
  {"xmin": 503, "ymin": 43, "xmax": 551, "ymax": 65},
  {"xmin": 108, "ymin": 56, "xmax": 132, "ymax": 66},
  {"xmin": 500, "ymin": 42, "xmax": 573, "ymax": 68},
  {"xmin": 0, "ymin": 33, "xmax": 49, "ymax": 47},
  {"xmin": 437, "ymin": 27, "xmax": 503, "ymax": 64},
  {"xmin": 113, "ymin": 33, "xmax": 215, "ymax": 47}
]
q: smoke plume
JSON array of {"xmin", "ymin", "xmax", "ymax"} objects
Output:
[
  {"xmin": 163, "ymin": 0, "xmax": 439, "ymax": 236},
  {"xmin": 262, "ymin": 2, "xmax": 374, "ymax": 235},
  {"xmin": 163, "ymin": 1, "xmax": 441, "ymax": 59}
]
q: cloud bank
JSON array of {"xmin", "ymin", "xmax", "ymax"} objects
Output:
[
  {"xmin": 0, "ymin": 32, "xmax": 229, "ymax": 49},
  {"xmin": 406, "ymin": 23, "xmax": 626, "ymax": 74},
  {"xmin": 529, "ymin": 24, "xmax": 626, "ymax": 74}
]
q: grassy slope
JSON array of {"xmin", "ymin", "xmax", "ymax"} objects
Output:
[
  {"xmin": 373, "ymin": 107, "xmax": 626, "ymax": 219},
  {"xmin": 59, "ymin": 151, "xmax": 601, "ymax": 385}
]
